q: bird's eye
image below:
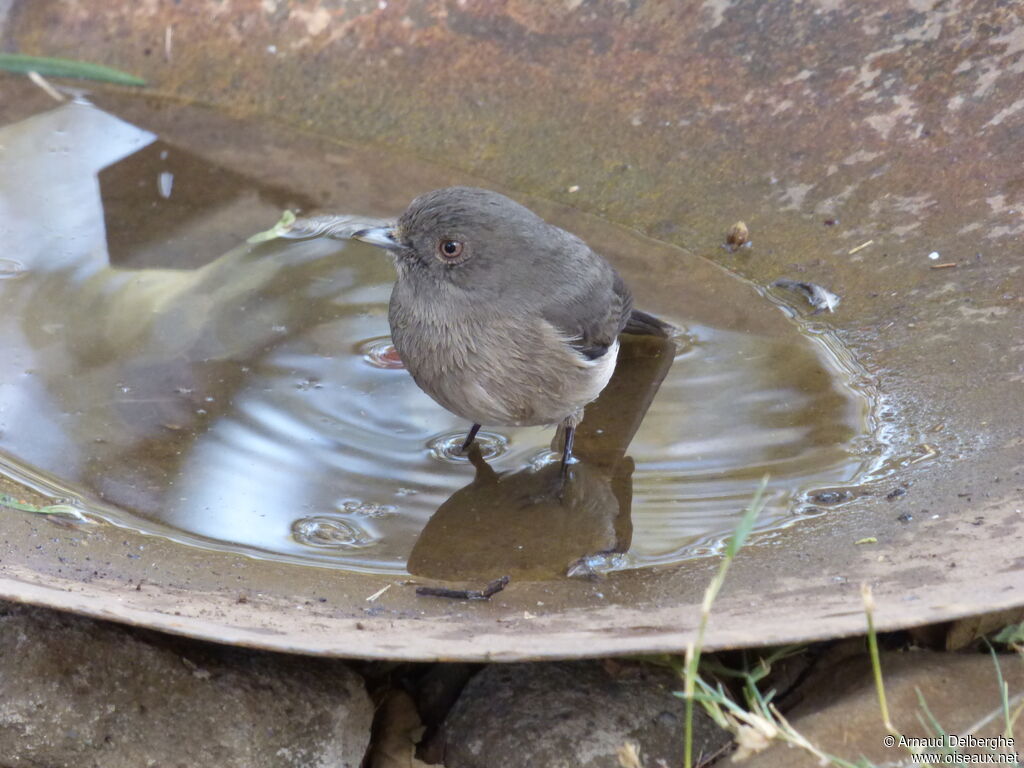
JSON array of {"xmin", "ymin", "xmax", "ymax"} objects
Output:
[{"xmin": 438, "ymin": 239, "xmax": 464, "ymax": 259}]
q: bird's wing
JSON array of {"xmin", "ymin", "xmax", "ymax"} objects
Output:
[{"xmin": 540, "ymin": 267, "xmax": 634, "ymax": 361}]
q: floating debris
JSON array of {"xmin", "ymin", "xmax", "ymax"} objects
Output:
[
  {"xmin": 567, "ymin": 552, "xmax": 628, "ymax": 579},
  {"xmin": 725, "ymin": 220, "xmax": 750, "ymax": 250},
  {"xmin": 27, "ymin": 71, "xmax": 65, "ymax": 102},
  {"xmin": 855, "ymin": 537, "xmax": 877, "ymax": 545},
  {"xmin": 927, "ymin": 251, "xmax": 940, "ymax": 260},
  {"xmin": 365, "ymin": 584, "xmax": 392, "ymax": 602},
  {"xmin": 416, "ymin": 575, "xmax": 510, "ymax": 601},
  {"xmin": 823, "ymin": 218, "xmax": 838, "ymax": 227},
  {"xmin": 246, "ymin": 210, "xmax": 296, "ymax": 243},
  {"xmin": 0, "ymin": 494, "xmax": 94, "ymax": 524},
  {"xmin": 930, "ymin": 262, "xmax": 957, "ymax": 270},
  {"xmin": 157, "ymin": 171, "xmax": 174, "ymax": 199},
  {"xmin": 773, "ymin": 279, "xmax": 841, "ymax": 314},
  {"xmin": 847, "ymin": 240, "xmax": 873, "ymax": 255}
]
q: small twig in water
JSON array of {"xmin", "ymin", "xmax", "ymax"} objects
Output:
[
  {"xmin": 848, "ymin": 239, "xmax": 874, "ymax": 255},
  {"xmin": 27, "ymin": 71, "xmax": 66, "ymax": 102},
  {"xmin": 416, "ymin": 575, "xmax": 510, "ymax": 601},
  {"xmin": 365, "ymin": 584, "xmax": 392, "ymax": 602}
]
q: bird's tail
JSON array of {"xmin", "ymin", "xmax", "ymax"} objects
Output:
[{"xmin": 623, "ymin": 308, "xmax": 674, "ymax": 338}]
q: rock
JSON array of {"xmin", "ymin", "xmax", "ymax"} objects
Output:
[
  {"xmin": 743, "ymin": 649, "xmax": 1024, "ymax": 768},
  {"xmin": 0, "ymin": 602, "xmax": 372, "ymax": 767},
  {"xmin": 439, "ymin": 660, "xmax": 730, "ymax": 768}
]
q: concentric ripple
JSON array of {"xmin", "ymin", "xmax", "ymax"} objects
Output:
[
  {"xmin": 0, "ymin": 258, "xmax": 26, "ymax": 279},
  {"xmin": 358, "ymin": 337, "xmax": 405, "ymax": 370},
  {"xmin": 427, "ymin": 431, "xmax": 509, "ymax": 463},
  {"xmin": 291, "ymin": 515, "xmax": 377, "ymax": 549}
]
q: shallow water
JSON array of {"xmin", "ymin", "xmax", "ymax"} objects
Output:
[{"xmin": 0, "ymin": 99, "xmax": 886, "ymax": 579}]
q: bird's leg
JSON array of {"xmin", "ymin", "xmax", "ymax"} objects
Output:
[
  {"xmin": 559, "ymin": 425, "xmax": 576, "ymax": 477},
  {"xmin": 460, "ymin": 423, "xmax": 482, "ymax": 453},
  {"xmin": 558, "ymin": 409, "xmax": 583, "ymax": 478}
]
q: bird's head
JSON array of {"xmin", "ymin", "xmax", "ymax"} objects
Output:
[{"xmin": 353, "ymin": 186, "xmax": 569, "ymax": 294}]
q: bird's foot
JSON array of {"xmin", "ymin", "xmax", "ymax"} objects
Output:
[{"xmin": 459, "ymin": 423, "xmax": 482, "ymax": 454}]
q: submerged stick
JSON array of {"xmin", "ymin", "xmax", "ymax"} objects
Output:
[{"xmin": 416, "ymin": 575, "xmax": 510, "ymax": 601}]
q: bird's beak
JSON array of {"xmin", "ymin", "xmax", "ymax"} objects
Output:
[{"xmin": 352, "ymin": 227, "xmax": 401, "ymax": 251}]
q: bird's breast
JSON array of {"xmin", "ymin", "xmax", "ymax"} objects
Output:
[{"xmin": 388, "ymin": 289, "xmax": 616, "ymax": 427}]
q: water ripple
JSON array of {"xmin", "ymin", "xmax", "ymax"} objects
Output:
[
  {"xmin": 427, "ymin": 431, "xmax": 509, "ymax": 463},
  {"xmin": 291, "ymin": 515, "xmax": 377, "ymax": 550}
]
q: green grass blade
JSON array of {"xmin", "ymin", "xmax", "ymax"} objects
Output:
[
  {"xmin": 0, "ymin": 53, "xmax": 145, "ymax": 86},
  {"xmin": 685, "ymin": 476, "xmax": 769, "ymax": 768},
  {"xmin": 723, "ymin": 477, "xmax": 767, "ymax": 558},
  {"xmin": 984, "ymin": 639, "xmax": 1013, "ymax": 738},
  {"xmin": 914, "ymin": 687, "xmax": 949, "ymax": 745},
  {"xmin": 993, "ymin": 622, "xmax": 1024, "ymax": 645}
]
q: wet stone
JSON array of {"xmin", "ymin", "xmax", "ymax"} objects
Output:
[
  {"xmin": 0, "ymin": 602, "xmax": 372, "ymax": 767},
  {"xmin": 438, "ymin": 661, "xmax": 730, "ymax": 768}
]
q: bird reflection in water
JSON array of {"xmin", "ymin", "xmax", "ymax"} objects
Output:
[{"xmin": 408, "ymin": 335, "xmax": 676, "ymax": 582}]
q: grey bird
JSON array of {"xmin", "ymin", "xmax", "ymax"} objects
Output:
[{"xmin": 353, "ymin": 187, "xmax": 669, "ymax": 472}]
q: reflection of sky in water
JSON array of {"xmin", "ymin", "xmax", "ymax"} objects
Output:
[{"xmin": 0, "ymin": 101, "xmax": 878, "ymax": 576}]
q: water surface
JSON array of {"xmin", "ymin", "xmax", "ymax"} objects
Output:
[{"xmin": 0, "ymin": 99, "xmax": 885, "ymax": 578}]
